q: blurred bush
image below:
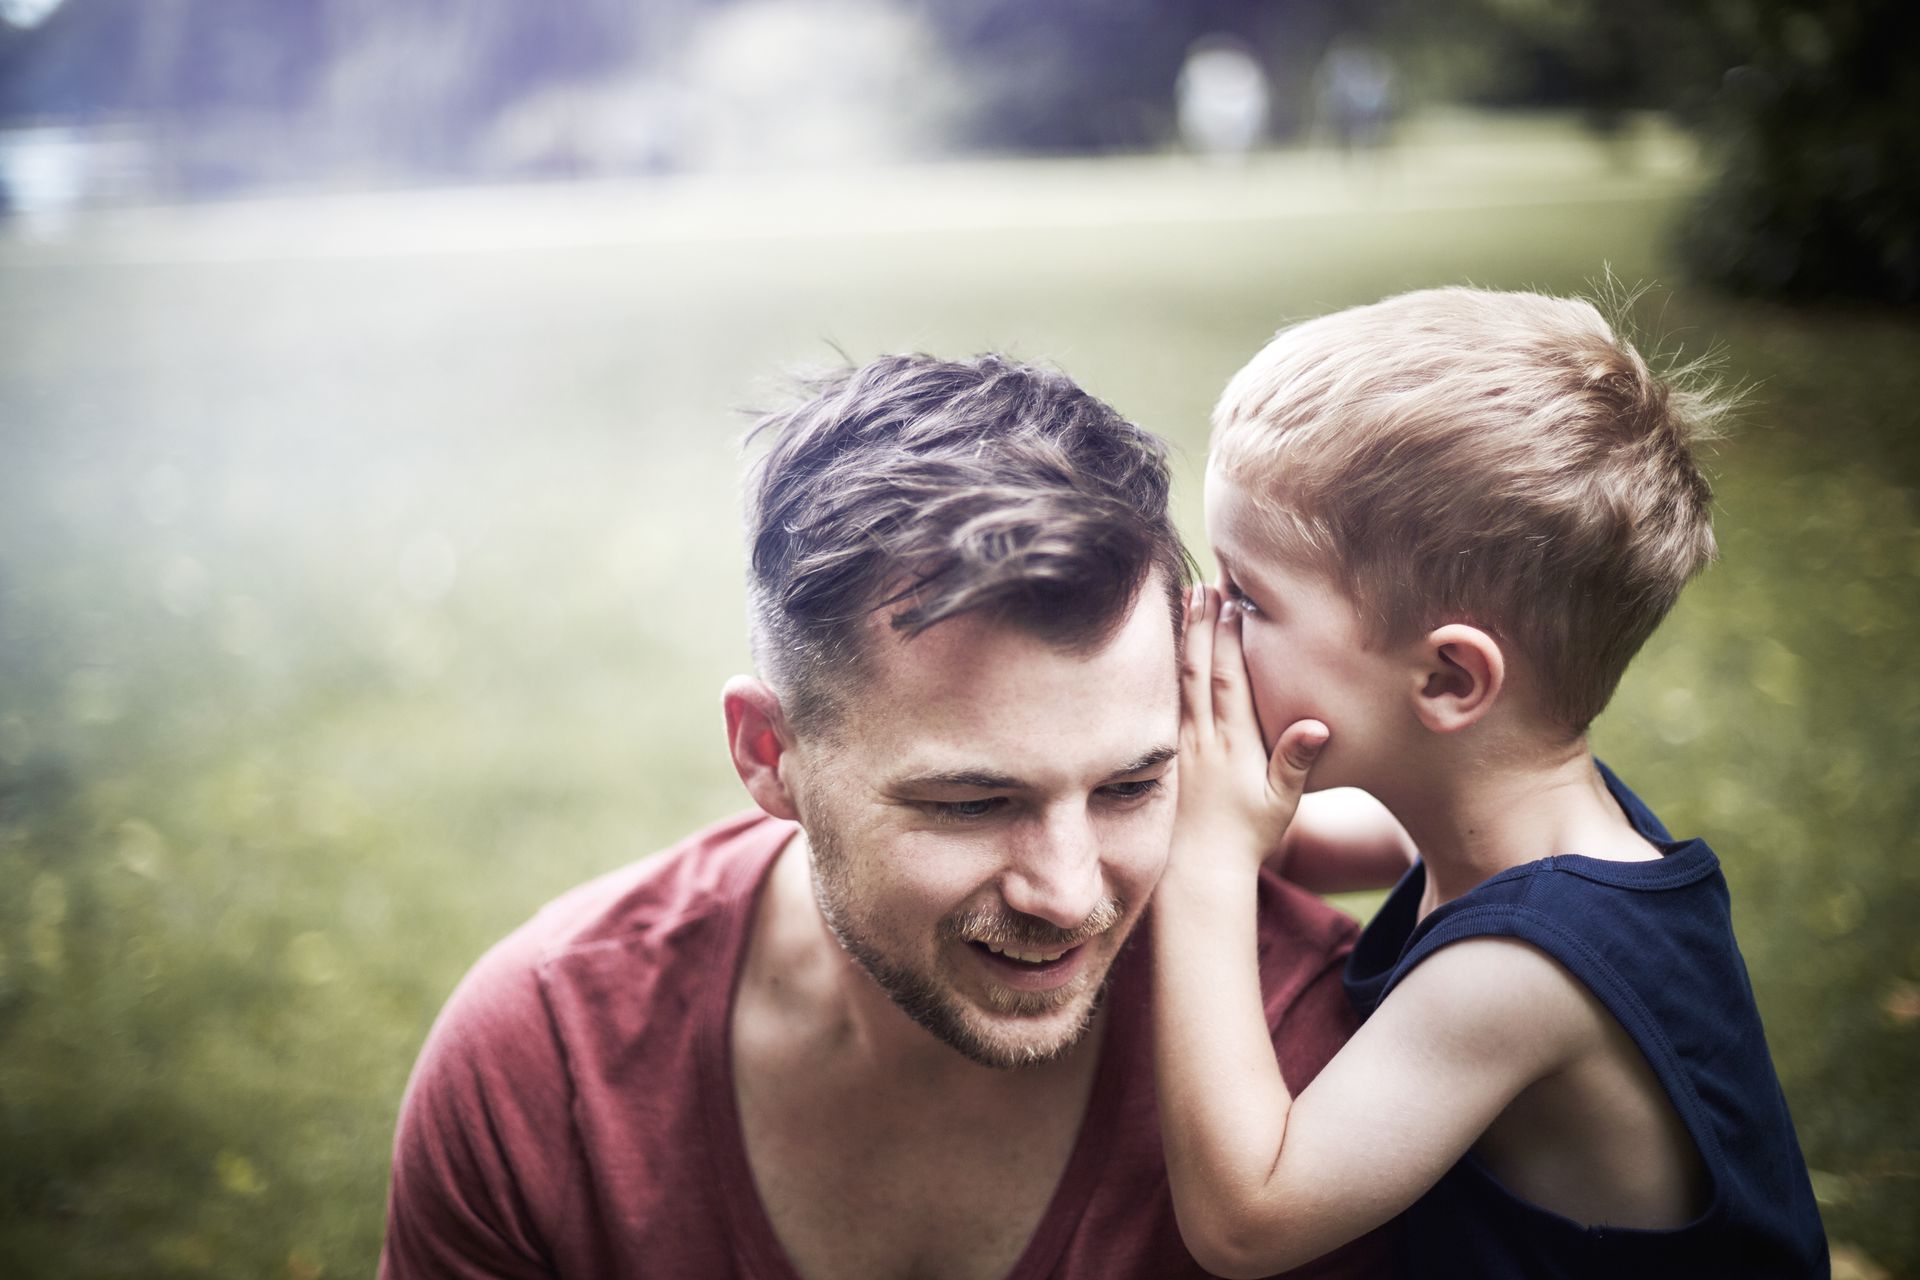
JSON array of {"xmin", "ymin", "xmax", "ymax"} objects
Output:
[
  {"xmin": 1385, "ymin": 0, "xmax": 1920, "ymax": 304},
  {"xmin": 1682, "ymin": 0, "xmax": 1920, "ymax": 303}
]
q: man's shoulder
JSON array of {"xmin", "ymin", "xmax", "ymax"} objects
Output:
[
  {"xmin": 424, "ymin": 810, "xmax": 794, "ymax": 1067},
  {"xmin": 1251, "ymin": 869, "xmax": 1366, "ymax": 1087},
  {"xmin": 515, "ymin": 809, "xmax": 796, "ymax": 960},
  {"xmin": 1254, "ymin": 867, "xmax": 1362, "ymax": 989},
  {"xmin": 384, "ymin": 818, "xmax": 792, "ymax": 1275}
]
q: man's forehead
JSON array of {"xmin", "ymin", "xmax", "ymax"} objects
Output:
[
  {"xmin": 857, "ymin": 588, "xmax": 1176, "ymax": 686},
  {"xmin": 837, "ymin": 591, "xmax": 1180, "ymax": 784}
]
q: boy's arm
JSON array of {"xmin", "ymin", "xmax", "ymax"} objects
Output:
[
  {"xmin": 1274, "ymin": 788, "xmax": 1417, "ymax": 895},
  {"xmin": 1155, "ymin": 588, "xmax": 1588, "ymax": 1278}
]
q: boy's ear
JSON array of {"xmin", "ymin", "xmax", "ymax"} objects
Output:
[
  {"xmin": 721, "ymin": 676, "xmax": 803, "ymax": 821},
  {"xmin": 1410, "ymin": 624, "xmax": 1504, "ymax": 733}
]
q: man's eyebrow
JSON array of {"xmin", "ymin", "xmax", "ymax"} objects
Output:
[
  {"xmin": 889, "ymin": 747, "xmax": 1176, "ymax": 794},
  {"xmin": 1108, "ymin": 745, "xmax": 1178, "ymax": 778},
  {"xmin": 891, "ymin": 768, "xmax": 1025, "ymax": 792}
]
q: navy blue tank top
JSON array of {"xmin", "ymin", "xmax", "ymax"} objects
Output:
[{"xmin": 1343, "ymin": 763, "xmax": 1829, "ymax": 1279}]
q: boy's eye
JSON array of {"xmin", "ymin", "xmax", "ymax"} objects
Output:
[
  {"xmin": 924, "ymin": 798, "xmax": 1005, "ymax": 822},
  {"xmin": 1223, "ymin": 580, "xmax": 1263, "ymax": 617}
]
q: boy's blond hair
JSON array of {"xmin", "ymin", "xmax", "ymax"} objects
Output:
[{"xmin": 1211, "ymin": 286, "xmax": 1724, "ymax": 733}]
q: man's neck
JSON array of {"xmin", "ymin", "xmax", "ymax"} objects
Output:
[
  {"xmin": 732, "ymin": 832, "xmax": 1109, "ymax": 1280},
  {"xmin": 1374, "ymin": 738, "xmax": 1662, "ymax": 912}
]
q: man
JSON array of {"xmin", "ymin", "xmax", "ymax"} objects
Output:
[{"xmin": 380, "ymin": 354, "xmax": 1389, "ymax": 1278}]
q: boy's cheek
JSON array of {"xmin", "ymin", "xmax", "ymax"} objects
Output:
[
  {"xmin": 1240, "ymin": 638, "xmax": 1344, "ymax": 756},
  {"xmin": 1238, "ymin": 639, "xmax": 1298, "ymax": 749}
]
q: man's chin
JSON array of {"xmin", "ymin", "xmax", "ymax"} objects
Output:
[
  {"xmin": 932, "ymin": 989, "xmax": 1105, "ymax": 1070},
  {"xmin": 853, "ymin": 944, "xmax": 1108, "ymax": 1069},
  {"xmin": 926, "ymin": 946, "xmax": 1126, "ymax": 1069}
]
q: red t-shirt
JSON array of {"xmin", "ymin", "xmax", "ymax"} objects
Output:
[{"xmin": 381, "ymin": 811, "xmax": 1394, "ymax": 1279}]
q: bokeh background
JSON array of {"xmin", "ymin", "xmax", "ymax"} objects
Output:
[{"xmin": 2, "ymin": 2, "xmax": 1917, "ymax": 1277}]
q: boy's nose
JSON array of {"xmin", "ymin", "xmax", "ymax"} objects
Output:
[{"xmin": 999, "ymin": 810, "xmax": 1107, "ymax": 930}]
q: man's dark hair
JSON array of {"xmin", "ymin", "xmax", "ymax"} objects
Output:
[{"xmin": 745, "ymin": 352, "xmax": 1193, "ymax": 732}]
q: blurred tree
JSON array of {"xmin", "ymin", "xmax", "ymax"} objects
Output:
[
  {"xmin": 1380, "ymin": 0, "xmax": 1736, "ymax": 124},
  {"xmin": 1681, "ymin": 0, "xmax": 1920, "ymax": 304},
  {"xmin": 15, "ymin": 0, "xmax": 1910, "ymax": 303},
  {"xmin": 916, "ymin": 0, "xmax": 1195, "ymax": 151},
  {"xmin": 1387, "ymin": 0, "xmax": 1920, "ymax": 304},
  {"xmin": 916, "ymin": 0, "xmax": 1399, "ymax": 150},
  {"xmin": 0, "ymin": 0, "xmax": 329, "ymax": 119},
  {"xmin": 4, "ymin": 0, "xmax": 1408, "ymax": 182},
  {"xmin": 0, "ymin": 0, "xmax": 696, "ymax": 186}
]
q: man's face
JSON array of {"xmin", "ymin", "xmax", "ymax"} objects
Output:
[{"xmin": 784, "ymin": 583, "xmax": 1180, "ymax": 1069}]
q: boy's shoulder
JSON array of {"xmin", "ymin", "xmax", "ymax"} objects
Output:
[
  {"xmin": 1354, "ymin": 778, "xmax": 1731, "ymax": 1006},
  {"xmin": 1345, "ymin": 772, "xmax": 1827, "ymax": 1275},
  {"xmin": 1347, "ymin": 765, "xmax": 1771, "ymax": 1145}
]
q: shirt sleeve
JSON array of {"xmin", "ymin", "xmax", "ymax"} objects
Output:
[{"xmin": 379, "ymin": 939, "xmax": 576, "ymax": 1280}]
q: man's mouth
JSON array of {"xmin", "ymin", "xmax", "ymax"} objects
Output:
[
  {"xmin": 974, "ymin": 940, "xmax": 1071, "ymax": 966},
  {"xmin": 964, "ymin": 938, "xmax": 1091, "ymax": 993},
  {"xmin": 946, "ymin": 900, "xmax": 1123, "ymax": 995}
]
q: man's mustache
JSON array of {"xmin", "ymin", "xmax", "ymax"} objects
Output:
[{"xmin": 941, "ymin": 897, "xmax": 1124, "ymax": 950}]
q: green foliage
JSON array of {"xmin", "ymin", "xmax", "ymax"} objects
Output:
[
  {"xmin": 1591, "ymin": 295, "xmax": 1920, "ymax": 1268},
  {"xmin": 1681, "ymin": 1, "xmax": 1920, "ymax": 303},
  {"xmin": 1, "ymin": 125, "xmax": 1915, "ymax": 1276},
  {"xmin": 1378, "ymin": 0, "xmax": 1920, "ymax": 305}
]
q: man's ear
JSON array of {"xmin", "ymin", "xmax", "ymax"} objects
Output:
[
  {"xmin": 1411, "ymin": 624, "xmax": 1504, "ymax": 734},
  {"xmin": 721, "ymin": 676, "xmax": 802, "ymax": 821}
]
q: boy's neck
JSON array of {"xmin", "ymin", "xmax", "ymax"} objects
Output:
[{"xmin": 1378, "ymin": 738, "xmax": 1663, "ymax": 912}]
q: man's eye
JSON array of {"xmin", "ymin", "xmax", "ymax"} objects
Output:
[
  {"xmin": 925, "ymin": 798, "xmax": 1005, "ymax": 822},
  {"xmin": 1099, "ymin": 779, "xmax": 1164, "ymax": 805}
]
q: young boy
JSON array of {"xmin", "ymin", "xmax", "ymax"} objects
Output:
[{"xmin": 1155, "ymin": 288, "xmax": 1829, "ymax": 1278}]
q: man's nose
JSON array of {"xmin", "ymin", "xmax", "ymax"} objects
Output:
[{"xmin": 999, "ymin": 808, "xmax": 1106, "ymax": 929}]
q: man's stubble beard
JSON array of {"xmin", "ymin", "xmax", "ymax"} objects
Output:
[{"xmin": 804, "ymin": 813, "xmax": 1127, "ymax": 1071}]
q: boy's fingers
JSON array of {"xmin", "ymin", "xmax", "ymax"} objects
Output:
[
  {"xmin": 1180, "ymin": 584, "xmax": 1217, "ymax": 738},
  {"xmin": 1266, "ymin": 719, "xmax": 1330, "ymax": 807},
  {"xmin": 1209, "ymin": 599, "xmax": 1263, "ymax": 742}
]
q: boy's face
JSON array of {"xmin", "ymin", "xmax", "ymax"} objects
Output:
[{"xmin": 1204, "ymin": 468, "xmax": 1415, "ymax": 792}]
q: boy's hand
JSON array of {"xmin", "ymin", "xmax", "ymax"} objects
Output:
[{"xmin": 1174, "ymin": 584, "xmax": 1329, "ymax": 875}]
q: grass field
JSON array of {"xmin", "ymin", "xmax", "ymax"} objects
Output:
[{"xmin": 3, "ymin": 120, "xmax": 1918, "ymax": 1277}]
